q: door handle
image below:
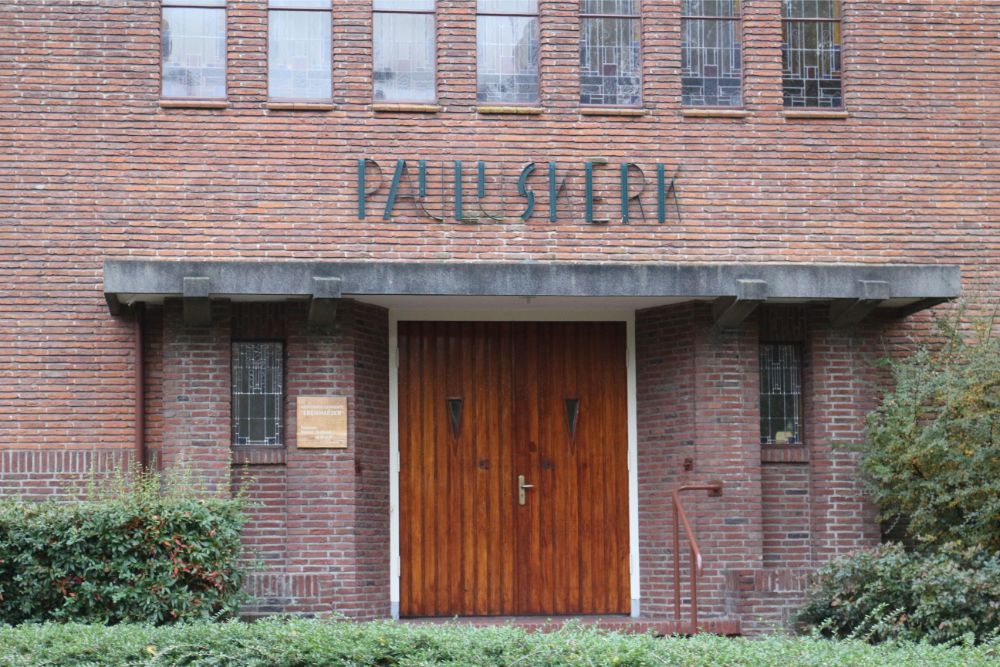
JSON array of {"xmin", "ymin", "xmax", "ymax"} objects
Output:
[{"xmin": 518, "ymin": 474, "xmax": 534, "ymax": 506}]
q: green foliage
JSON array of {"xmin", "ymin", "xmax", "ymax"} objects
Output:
[
  {"xmin": 861, "ymin": 315, "xmax": 1000, "ymax": 551},
  {"xmin": 797, "ymin": 543, "xmax": 1000, "ymax": 645},
  {"xmin": 0, "ymin": 619, "xmax": 997, "ymax": 667},
  {"xmin": 0, "ymin": 467, "xmax": 246, "ymax": 625}
]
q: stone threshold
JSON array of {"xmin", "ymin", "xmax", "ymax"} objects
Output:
[{"xmin": 400, "ymin": 615, "xmax": 742, "ymax": 636}]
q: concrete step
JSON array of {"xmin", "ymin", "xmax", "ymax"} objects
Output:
[{"xmin": 402, "ymin": 615, "xmax": 742, "ymax": 636}]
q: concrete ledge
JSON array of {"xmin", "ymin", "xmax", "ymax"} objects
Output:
[
  {"xmin": 372, "ymin": 103, "xmax": 441, "ymax": 113},
  {"xmin": 104, "ymin": 260, "xmax": 960, "ymax": 314}
]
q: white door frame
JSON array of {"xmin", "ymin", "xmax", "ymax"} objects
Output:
[{"xmin": 388, "ymin": 308, "xmax": 640, "ymax": 618}]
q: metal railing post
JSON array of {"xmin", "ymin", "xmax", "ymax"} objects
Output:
[{"xmin": 671, "ymin": 482, "xmax": 723, "ymax": 632}]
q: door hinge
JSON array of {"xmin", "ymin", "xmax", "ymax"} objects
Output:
[{"xmin": 394, "ymin": 346, "xmax": 400, "ymax": 369}]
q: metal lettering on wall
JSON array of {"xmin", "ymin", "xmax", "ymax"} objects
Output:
[
  {"xmin": 358, "ymin": 159, "xmax": 681, "ymax": 225},
  {"xmin": 296, "ymin": 396, "xmax": 348, "ymax": 449}
]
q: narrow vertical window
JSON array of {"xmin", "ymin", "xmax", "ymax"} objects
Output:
[
  {"xmin": 373, "ymin": 0, "xmax": 436, "ymax": 103},
  {"xmin": 579, "ymin": 1, "xmax": 641, "ymax": 107},
  {"xmin": 681, "ymin": 0, "xmax": 742, "ymax": 108},
  {"xmin": 759, "ymin": 344, "xmax": 803, "ymax": 445},
  {"xmin": 476, "ymin": 0, "xmax": 540, "ymax": 105},
  {"xmin": 782, "ymin": 0, "xmax": 842, "ymax": 108},
  {"xmin": 232, "ymin": 342, "xmax": 284, "ymax": 447},
  {"xmin": 268, "ymin": 0, "xmax": 332, "ymax": 101},
  {"xmin": 161, "ymin": 0, "xmax": 227, "ymax": 99}
]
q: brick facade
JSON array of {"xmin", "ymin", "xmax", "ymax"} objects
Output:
[{"xmin": 1, "ymin": 0, "xmax": 997, "ymax": 633}]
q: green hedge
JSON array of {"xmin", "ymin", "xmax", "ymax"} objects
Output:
[
  {"xmin": 0, "ymin": 490, "xmax": 245, "ymax": 625},
  {"xmin": 797, "ymin": 543, "xmax": 1000, "ymax": 645},
  {"xmin": 0, "ymin": 619, "xmax": 997, "ymax": 667}
]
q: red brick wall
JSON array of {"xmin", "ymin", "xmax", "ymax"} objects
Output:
[
  {"xmin": 637, "ymin": 302, "xmax": 763, "ymax": 620},
  {"xmin": 761, "ymin": 465, "xmax": 811, "ymax": 569},
  {"xmin": 161, "ymin": 299, "xmax": 232, "ymax": 493},
  {"xmin": 636, "ymin": 303, "xmax": 697, "ymax": 618},
  {"xmin": 1, "ymin": 0, "xmax": 996, "ymax": 452},
  {"xmin": 210, "ymin": 300, "xmax": 390, "ymax": 618},
  {"xmin": 638, "ymin": 303, "xmax": 883, "ymax": 630}
]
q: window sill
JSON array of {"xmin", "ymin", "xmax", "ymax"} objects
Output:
[
  {"xmin": 159, "ymin": 99, "xmax": 229, "ymax": 109},
  {"xmin": 266, "ymin": 101, "xmax": 336, "ymax": 111},
  {"xmin": 232, "ymin": 446, "xmax": 286, "ymax": 466},
  {"xmin": 761, "ymin": 446, "xmax": 809, "ymax": 464},
  {"xmin": 477, "ymin": 105, "xmax": 543, "ymax": 115},
  {"xmin": 783, "ymin": 109, "xmax": 849, "ymax": 119},
  {"xmin": 580, "ymin": 107, "xmax": 646, "ymax": 117},
  {"xmin": 682, "ymin": 108, "xmax": 749, "ymax": 119},
  {"xmin": 373, "ymin": 103, "xmax": 441, "ymax": 113}
]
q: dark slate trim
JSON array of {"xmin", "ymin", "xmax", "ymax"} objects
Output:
[{"xmin": 104, "ymin": 260, "xmax": 960, "ymax": 306}]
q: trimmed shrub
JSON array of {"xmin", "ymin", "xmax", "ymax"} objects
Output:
[
  {"xmin": 0, "ymin": 471, "xmax": 246, "ymax": 625},
  {"xmin": 0, "ymin": 619, "xmax": 999, "ymax": 667},
  {"xmin": 797, "ymin": 543, "xmax": 1000, "ymax": 645}
]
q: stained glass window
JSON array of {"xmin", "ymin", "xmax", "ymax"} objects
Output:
[
  {"xmin": 759, "ymin": 344, "xmax": 803, "ymax": 446},
  {"xmin": 579, "ymin": 0, "xmax": 641, "ymax": 107},
  {"xmin": 232, "ymin": 342, "xmax": 284, "ymax": 447},
  {"xmin": 268, "ymin": 0, "xmax": 331, "ymax": 101},
  {"xmin": 374, "ymin": 0, "xmax": 436, "ymax": 103},
  {"xmin": 782, "ymin": 0, "xmax": 842, "ymax": 108},
  {"xmin": 681, "ymin": 0, "xmax": 742, "ymax": 108},
  {"xmin": 477, "ymin": 0, "xmax": 540, "ymax": 105},
  {"xmin": 161, "ymin": 0, "xmax": 226, "ymax": 99}
]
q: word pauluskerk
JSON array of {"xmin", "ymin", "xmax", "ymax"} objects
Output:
[{"xmin": 358, "ymin": 159, "xmax": 680, "ymax": 224}]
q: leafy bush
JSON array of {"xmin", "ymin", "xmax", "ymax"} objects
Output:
[
  {"xmin": 797, "ymin": 543, "xmax": 1000, "ymax": 645},
  {"xmin": 0, "ymin": 619, "xmax": 997, "ymax": 667},
  {"xmin": 861, "ymin": 317, "xmax": 1000, "ymax": 551},
  {"xmin": 0, "ymin": 469, "xmax": 246, "ymax": 625}
]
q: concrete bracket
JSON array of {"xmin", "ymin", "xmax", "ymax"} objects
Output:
[
  {"xmin": 830, "ymin": 280, "xmax": 891, "ymax": 328},
  {"xmin": 309, "ymin": 276, "xmax": 343, "ymax": 328},
  {"xmin": 182, "ymin": 276, "xmax": 212, "ymax": 327},
  {"xmin": 105, "ymin": 293, "xmax": 123, "ymax": 317},
  {"xmin": 712, "ymin": 279, "xmax": 768, "ymax": 329}
]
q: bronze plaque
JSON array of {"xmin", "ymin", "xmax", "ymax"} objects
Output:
[{"xmin": 296, "ymin": 396, "xmax": 348, "ymax": 449}]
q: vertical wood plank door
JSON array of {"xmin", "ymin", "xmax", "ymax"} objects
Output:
[{"xmin": 398, "ymin": 321, "xmax": 629, "ymax": 617}]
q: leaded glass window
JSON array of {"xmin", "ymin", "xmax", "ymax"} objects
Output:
[
  {"xmin": 681, "ymin": 0, "xmax": 741, "ymax": 108},
  {"xmin": 782, "ymin": 0, "xmax": 842, "ymax": 108},
  {"xmin": 579, "ymin": 1, "xmax": 641, "ymax": 107},
  {"xmin": 374, "ymin": 0, "xmax": 436, "ymax": 103},
  {"xmin": 267, "ymin": 0, "xmax": 332, "ymax": 101},
  {"xmin": 232, "ymin": 342, "xmax": 284, "ymax": 447},
  {"xmin": 759, "ymin": 344, "xmax": 803, "ymax": 446},
  {"xmin": 161, "ymin": 0, "xmax": 227, "ymax": 99},
  {"xmin": 477, "ymin": 0, "xmax": 540, "ymax": 105}
]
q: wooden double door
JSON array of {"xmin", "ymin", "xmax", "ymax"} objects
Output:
[{"xmin": 398, "ymin": 321, "xmax": 630, "ymax": 617}]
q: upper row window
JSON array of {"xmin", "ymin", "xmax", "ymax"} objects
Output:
[{"xmin": 160, "ymin": 0, "xmax": 843, "ymax": 109}]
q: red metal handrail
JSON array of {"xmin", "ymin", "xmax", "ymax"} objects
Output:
[{"xmin": 672, "ymin": 481, "xmax": 723, "ymax": 631}]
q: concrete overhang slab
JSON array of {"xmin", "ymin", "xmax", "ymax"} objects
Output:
[{"xmin": 103, "ymin": 260, "xmax": 961, "ymax": 320}]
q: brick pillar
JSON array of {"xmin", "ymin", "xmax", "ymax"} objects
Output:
[
  {"xmin": 161, "ymin": 298, "xmax": 231, "ymax": 494},
  {"xmin": 805, "ymin": 308, "xmax": 881, "ymax": 563},
  {"xmin": 637, "ymin": 303, "xmax": 698, "ymax": 619},
  {"xmin": 349, "ymin": 302, "xmax": 391, "ymax": 619},
  {"xmin": 637, "ymin": 303, "xmax": 762, "ymax": 620},
  {"xmin": 282, "ymin": 300, "xmax": 390, "ymax": 619},
  {"xmin": 690, "ymin": 306, "xmax": 763, "ymax": 618}
]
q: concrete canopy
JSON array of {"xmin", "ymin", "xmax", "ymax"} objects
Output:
[{"xmin": 104, "ymin": 260, "xmax": 960, "ymax": 326}]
